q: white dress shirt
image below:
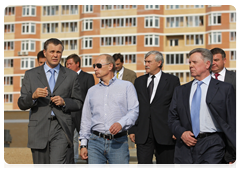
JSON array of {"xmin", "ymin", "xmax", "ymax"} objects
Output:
[
  {"xmin": 211, "ymin": 67, "xmax": 226, "ymax": 82},
  {"xmin": 115, "ymin": 67, "xmax": 124, "ymax": 80},
  {"xmin": 147, "ymin": 70, "xmax": 162, "ymax": 103}
]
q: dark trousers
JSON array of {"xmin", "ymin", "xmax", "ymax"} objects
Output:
[
  {"xmin": 136, "ymin": 121, "xmax": 175, "ymax": 164},
  {"xmin": 31, "ymin": 119, "xmax": 69, "ymax": 164},
  {"xmin": 191, "ymin": 133, "xmax": 225, "ymax": 164},
  {"xmin": 66, "ymin": 119, "xmax": 76, "ymax": 164}
]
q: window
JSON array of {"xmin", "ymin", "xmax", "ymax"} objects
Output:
[
  {"xmin": 166, "ymin": 54, "xmax": 184, "ymax": 64},
  {"xmin": 5, "ymin": 7, "xmax": 15, "ymax": 15},
  {"xmin": 4, "ymin": 41, "xmax": 14, "ymax": 50},
  {"xmin": 43, "ymin": 6, "xmax": 59, "ymax": 16},
  {"xmin": 230, "ymin": 51, "xmax": 236, "ymax": 60},
  {"xmin": 22, "ymin": 23, "xmax": 35, "ymax": 34},
  {"xmin": 145, "ymin": 35, "xmax": 159, "ymax": 46},
  {"xmin": 209, "ymin": 32, "xmax": 221, "ymax": 44},
  {"xmin": 21, "ymin": 58, "xmax": 35, "ymax": 69},
  {"xmin": 208, "ymin": 13, "xmax": 221, "ymax": 25},
  {"xmin": 4, "ymin": 24, "xmax": 14, "ymax": 33},
  {"xmin": 166, "ymin": 17, "xmax": 184, "ymax": 28},
  {"xmin": 4, "ymin": 94, "xmax": 13, "ymax": 103},
  {"xmin": 61, "ymin": 22, "xmax": 77, "ymax": 32},
  {"xmin": 22, "ymin": 5, "xmax": 36, "ymax": 16},
  {"xmin": 83, "ymin": 20, "xmax": 93, "ymax": 31},
  {"xmin": 230, "ymin": 32, "xmax": 236, "ymax": 41},
  {"xmin": 101, "ymin": 5, "xmax": 137, "ymax": 10},
  {"xmin": 230, "ymin": 13, "xmax": 236, "ymax": 23},
  {"xmin": 83, "ymin": 5, "xmax": 93, "ymax": 13},
  {"xmin": 186, "ymin": 34, "xmax": 204, "ymax": 45},
  {"xmin": 42, "ymin": 23, "xmax": 58, "ymax": 33},
  {"xmin": 101, "ymin": 17, "xmax": 136, "ymax": 28},
  {"xmin": 4, "ymin": 59, "xmax": 13, "ymax": 68},
  {"xmin": 101, "ymin": 36, "xmax": 136, "ymax": 46},
  {"xmin": 145, "ymin": 16, "xmax": 159, "ymax": 28},
  {"xmin": 21, "ymin": 40, "xmax": 35, "ymax": 51},
  {"xmin": 61, "ymin": 40, "xmax": 77, "ymax": 50},
  {"xmin": 4, "ymin": 76, "xmax": 13, "ymax": 85},
  {"xmin": 170, "ymin": 39, "xmax": 178, "ymax": 46},
  {"xmin": 145, "ymin": 5, "xmax": 159, "ymax": 10},
  {"xmin": 82, "ymin": 38, "xmax": 92, "ymax": 49},
  {"xmin": 123, "ymin": 54, "xmax": 136, "ymax": 64},
  {"xmin": 82, "ymin": 55, "xmax": 92, "ymax": 67},
  {"xmin": 186, "ymin": 16, "xmax": 204, "ymax": 27},
  {"xmin": 62, "ymin": 5, "xmax": 78, "ymax": 15}
]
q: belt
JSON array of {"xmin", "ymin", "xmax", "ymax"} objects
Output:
[
  {"xmin": 196, "ymin": 132, "xmax": 221, "ymax": 139},
  {"xmin": 92, "ymin": 131, "xmax": 127, "ymax": 140},
  {"xmin": 48, "ymin": 116, "xmax": 57, "ymax": 121}
]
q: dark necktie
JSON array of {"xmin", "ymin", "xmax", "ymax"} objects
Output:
[
  {"xmin": 148, "ymin": 75, "xmax": 155, "ymax": 100},
  {"xmin": 214, "ymin": 73, "xmax": 220, "ymax": 80}
]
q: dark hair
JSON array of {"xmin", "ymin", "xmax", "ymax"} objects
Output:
[
  {"xmin": 44, "ymin": 38, "xmax": 64, "ymax": 51},
  {"xmin": 37, "ymin": 50, "xmax": 45, "ymax": 61},
  {"xmin": 112, "ymin": 53, "xmax": 124, "ymax": 63},
  {"xmin": 189, "ymin": 48, "xmax": 213, "ymax": 71},
  {"xmin": 66, "ymin": 54, "xmax": 81, "ymax": 68},
  {"xmin": 210, "ymin": 47, "xmax": 226, "ymax": 59}
]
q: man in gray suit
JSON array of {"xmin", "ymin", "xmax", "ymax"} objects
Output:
[
  {"xmin": 18, "ymin": 38, "xmax": 83, "ymax": 164},
  {"xmin": 210, "ymin": 48, "xmax": 236, "ymax": 92},
  {"xmin": 112, "ymin": 53, "xmax": 137, "ymax": 84}
]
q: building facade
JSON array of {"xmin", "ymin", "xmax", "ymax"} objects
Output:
[{"xmin": 4, "ymin": 5, "xmax": 236, "ymax": 147}]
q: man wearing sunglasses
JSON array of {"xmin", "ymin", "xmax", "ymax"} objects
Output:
[{"xmin": 79, "ymin": 54, "xmax": 139, "ymax": 164}]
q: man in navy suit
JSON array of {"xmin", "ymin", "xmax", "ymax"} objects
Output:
[{"xmin": 168, "ymin": 48, "xmax": 236, "ymax": 164}]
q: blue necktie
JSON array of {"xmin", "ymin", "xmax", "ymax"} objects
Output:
[
  {"xmin": 191, "ymin": 81, "xmax": 203, "ymax": 137},
  {"xmin": 49, "ymin": 69, "xmax": 55, "ymax": 116}
]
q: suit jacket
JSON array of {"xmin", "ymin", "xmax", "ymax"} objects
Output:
[
  {"xmin": 225, "ymin": 69, "xmax": 236, "ymax": 92},
  {"xmin": 72, "ymin": 70, "xmax": 95, "ymax": 133},
  {"xmin": 18, "ymin": 65, "xmax": 83, "ymax": 149},
  {"xmin": 129, "ymin": 72, "xmax": 180, "ymax": 145},
  {"xmin": 168, "ymin": 77, "xmax": 236, "ymax": 163},
  {"xmin": 122, "ymin": 67, "xmax": 137, "ymax": 84}
]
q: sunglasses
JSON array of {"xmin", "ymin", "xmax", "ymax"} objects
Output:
[{"xmin": 93, "ymin": 63, "xmax": 110, "ymax": 69}]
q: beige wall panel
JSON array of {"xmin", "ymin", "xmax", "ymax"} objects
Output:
[
  {"xmin": 229, "ymin": 42, "xmax": 236, "ymax": 49},
  {"xmin": 164, "ymin": 27, "xmax": 205, "ymax": 34},
  {"xmin": 230, "ymin": 5, "xmax": 236, "ymax": 10},
  {"xmin": 101, "ymin": 9, "xmax": 137, "ymax": 17},
  {"xmin": 229, "ymin": 61, "xmax": 236, "ymax": 68},
  {"xmin": 230, "ymin": 23, "xmax": 236, "ymax": 29},
  {"xmin": 4, "ymin": 103, "xmax": 13, "ymax": 110},
  {"xmin": 40, "ymin": 32, "xmax": 79, "ymax": 39},
  {"xmin": 4, "ymin": 68, "xmax": 14, "ymax": 75},
  {"xmin": 4, "ymin": 16, "xmax": 15, "ymax": 22},
  {"xmin": 4, "ymin": 86, "xmax": 13, "ymax": 92},
  {"xmin": 62, "ymin": 50, "xmax": 79, "ymax": 56},
  {"xmin": 4, "ymin": 51, "xmax": 14, "ymax": 57},
  {"xmin": 100, "ymin": 27, "xmax": 137, "ymax": 35},
  {"xmin": 41, "ymin": 15, "xmax": 79, "ymax": 22},
  {"xmin": 100, "ymin": 46, "xmax": 136, "ymax": 53},
  {"xmin": 164, "ymin": 8, "xmax": 205, "ymax": 15},
  {"xmin": 4, "ymin": 33, "xmax": 15, "ymax": 39},
  {"xmin": 164, "ymin": 64, "xmax": 189, "ymax": 71},
  {"xmin": 124, "ymin": 64, "xmax": 136, "ymax": 71}
]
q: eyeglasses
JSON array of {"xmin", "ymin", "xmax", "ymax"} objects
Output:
[{"xmin": 93, "ymin": 63, "xmax": 110, "ymax": 69}]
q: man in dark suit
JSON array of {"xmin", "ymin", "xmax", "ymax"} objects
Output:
[
  {"xmin": 65, "ymin": 54, "xmax": 95, "ymax": 163},
  {"xmin": 112, "ymin": 53, "xmax": 137, "ymax": 84},
  {"xmin": 168, "ymin": 48, "xmax": 236, "ymax": 164},
  {"xmin": 210, "ymin": 47, "xmax": 236, "ymax": 92},
  {"xmin": 129, "ymin": 51, "xmax": 180, "ymax": 164},
  {"xmin": 18, "ymin": 38, "xmax": 83, "ymax": 164}
]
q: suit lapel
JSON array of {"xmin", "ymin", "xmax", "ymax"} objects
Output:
[
  {"xmin": 53, "ymin": 65, "xmax": 66, "ymax": 93},
  {"xmin": 122, "ymin": 67, "xmax": 128, "ymax": 80},
  {"xmin": 206, "ymin": 78, "xmax": 219, "ymax": 104},
  {"xmin": 183, "ymin": 81, "xmax": 193, "ymax": 124},
  {"xmin": 142, "ymin": 74, "xmax": 149, "ymax": 102},
  {"xmin": 224, "ymin": 70, "xmax": 232, "ymax": 84},
  {"xmin": 37, "ymin": 65, "xmax": 51, "ymax": 93}
]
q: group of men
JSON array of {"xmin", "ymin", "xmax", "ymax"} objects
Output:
[{"xmin": 18, "ymin": 38, "xmax": 236, "ymax": 164}]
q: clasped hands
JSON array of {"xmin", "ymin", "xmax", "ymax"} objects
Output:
[{"xmin": 32, "ymin": 87, "xmax": 65, "ymax": 106}]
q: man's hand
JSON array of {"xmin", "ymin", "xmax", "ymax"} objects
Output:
[
  {"xmin": 32, "ymin": 87, "xmax": 48, "ymax": 99},
  {"xmin": 172, "ymin": 135, "xmax": 177, "ymax": 140},
  {"xmin": 181, "ymin": 131, "xmax": 197, "ymax": 147},
  {"xmin": 129, "ymin": 134, "xmax": 135, "ymax": 143},
  {"xmin": 109, "ymin": 122, "xmax": 122, "ymax": 135},
  {"xmin": 228, "ymin": 160, "xmax": 237, "ymax": 168},
  {"xmin": 51, "ymin": 96, "xmax": 65, "ymax": 106},
  {"xmin": 80, "ymin": 148, "xmax": 88, "ymax": 160}
]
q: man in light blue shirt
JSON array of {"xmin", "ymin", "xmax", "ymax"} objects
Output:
[{"xmin": 79, "ymin": 54, "xmax": 139, "ymax": 164}]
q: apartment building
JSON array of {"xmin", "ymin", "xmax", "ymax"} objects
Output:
[{"xmin": 4, "ymin": 5, "xmax": 236, "ymax": 147}]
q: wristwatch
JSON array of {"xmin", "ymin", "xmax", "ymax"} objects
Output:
[{"xmin": 80, "ymin": 145, "xmax": 87, "ymax": 149}]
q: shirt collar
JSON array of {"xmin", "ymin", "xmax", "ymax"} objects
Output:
[
  {"xmin": 193, "ymin": 74, "xmax": 211, "ymax": 86},
  {"xmin": 44, "ymin": 63, "xmax": 60, "ymax": 74},
  {"xmin": 148, "ymin": 70, "xmax": 162, "ymax": 80},
  {"xmin": 99, "ymin": 76, "xmax": 117, "ymax": 86},
  {"xmin": 116, "ymin": 66, "xmax": 124, "ymax": 75},
  {"xmin": 77, "ymin": 69, "xmax": 82, "ymax": 75}
]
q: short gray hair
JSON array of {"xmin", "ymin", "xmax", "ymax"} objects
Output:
[
  {"xmin": 189, "ymin": 48, "xmax": 213, "ymax": 71},
  {"xmin": 145, "ymin": 51, "xmax": 164, "ymax": 69}
]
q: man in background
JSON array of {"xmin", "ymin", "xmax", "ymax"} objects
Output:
[
  {"xmin": 37, "ymin": 50, "xmax": 46, "ymax": 66},
  {"xmin": 66, "ymin": 54, "xmax": 95, "ymax": 163}
]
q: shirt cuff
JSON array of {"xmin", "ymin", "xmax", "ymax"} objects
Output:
[{"xmin": 80, "ymin": 139, "xmax": 88, "ymax": 146}]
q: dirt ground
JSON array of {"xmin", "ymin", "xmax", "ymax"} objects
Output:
[{"xmin": 4, "ymin": 148, "xmax": 33, "ymax": 164}]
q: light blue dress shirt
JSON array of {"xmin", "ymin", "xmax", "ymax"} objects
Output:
[
  {"xmin": 79, "ymin": 76, "xmax": 139, "ymax": 145},
  {"xmin": 189, "ymin": 75, "xmax": 222, "ymax": 133}
]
